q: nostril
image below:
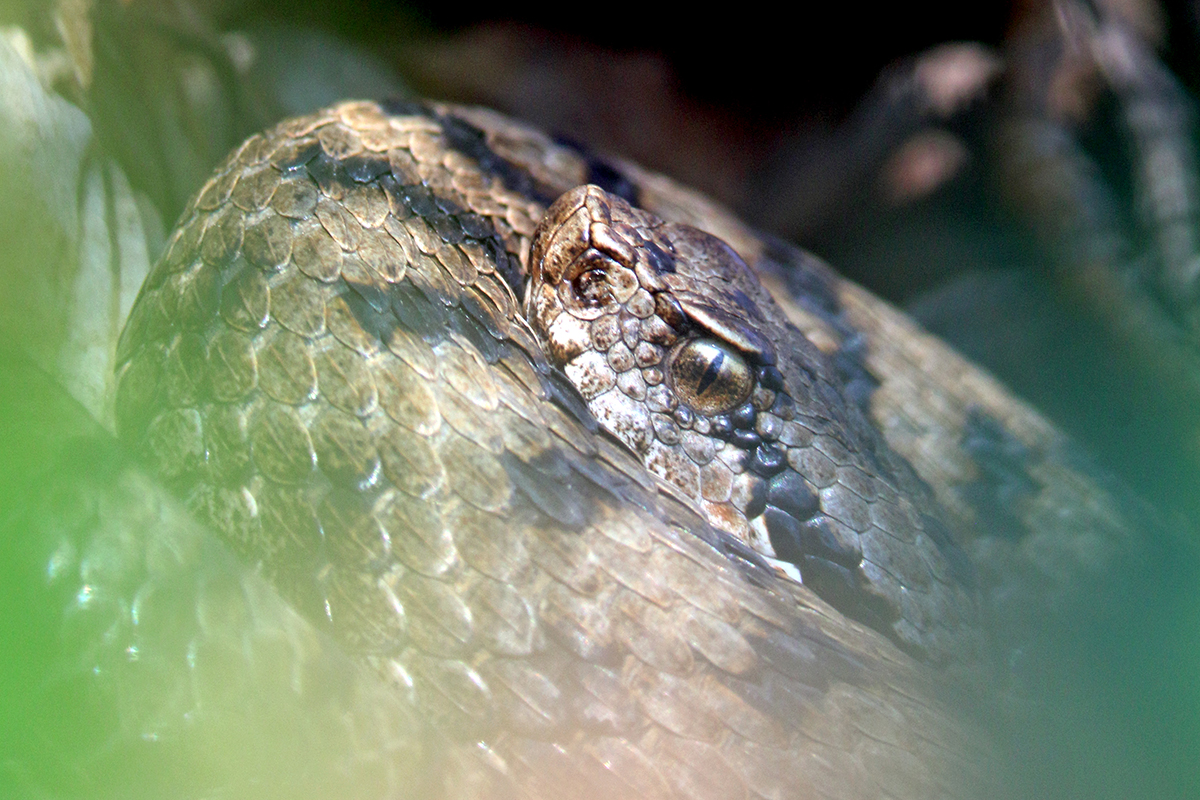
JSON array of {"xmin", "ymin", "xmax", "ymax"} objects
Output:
[{"xmin": 570, "ymin": 269, "xmax": 611, "ymax": 308}]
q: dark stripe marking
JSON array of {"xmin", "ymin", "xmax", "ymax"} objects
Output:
[
  {"xmin": 960, "ymin": 407, "xmax": 1040, "ymax": 540},
  {"xmin": 552, "ymin": 134, "xmax": 643, "ymax": 208},
  {"xmin": 437, "ymin": 112, "xmax": 560, "ymax": 207}
]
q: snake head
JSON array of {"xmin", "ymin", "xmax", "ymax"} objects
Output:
[
  {"xmin": 529, "ymin": 185, "xmax": 789, "ymax": 539},
  {"xmin": 530, "ymin": 185, "xmax": 976, "ymax": 660}
]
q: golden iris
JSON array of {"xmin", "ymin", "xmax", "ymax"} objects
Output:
[{"xmin": 668, "ymin": 338, "xmax": 753, "ymax": 415}]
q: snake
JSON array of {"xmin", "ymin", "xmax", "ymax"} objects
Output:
[{"xmin": 111, "ymin": 99, "xmax": 1155, "ymax": 799}]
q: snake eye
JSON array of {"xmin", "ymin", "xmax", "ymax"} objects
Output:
[{"xmin": 669, "ymin": 338, "xmax": 754, "ymax": 415}]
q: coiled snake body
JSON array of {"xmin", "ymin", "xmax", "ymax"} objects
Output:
[{"xmin": 113, "ymin": 100, "xmax": 1150, "ymax": 799}]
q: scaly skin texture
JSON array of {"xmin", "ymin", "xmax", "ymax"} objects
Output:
[{"xmin": 113, "ymin": 99, "xmax": 1155, "ymax": 799}]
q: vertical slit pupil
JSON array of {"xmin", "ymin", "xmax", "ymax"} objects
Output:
[{"xmin": 695, "ymin": 349, "xmax": 724, "ymax": 396}]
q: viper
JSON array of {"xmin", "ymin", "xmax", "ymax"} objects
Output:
[{"xmin": 108, "ymin": 98, "xmax": 1158, "ymax": 799}]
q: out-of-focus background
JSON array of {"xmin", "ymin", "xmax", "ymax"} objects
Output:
[{"xmin": 1, "ymin": 0, "xmax": 1199, "ymax": 798}]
